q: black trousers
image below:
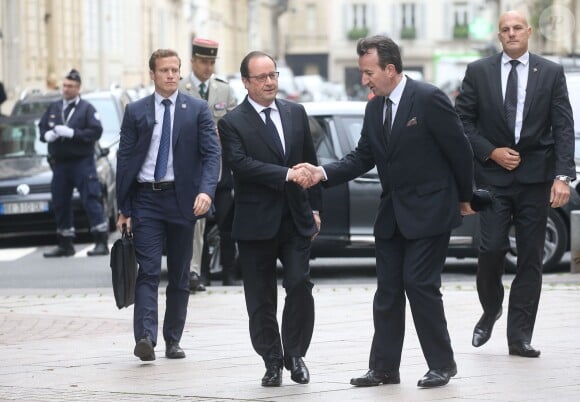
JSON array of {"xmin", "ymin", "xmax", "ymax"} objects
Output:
[
  {"xmin": 370, "ymin": 229, "xmax": 454, "ymax": 372},
  {"xmin": 477, "ymin": 182, "xmax": 551, "ymax": 344},
  {"xmin": 237, "ymin": 215, "xmax": 314, "ymax": 367}
]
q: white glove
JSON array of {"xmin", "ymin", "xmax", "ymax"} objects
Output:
[
  {"xmin": 54, "ymin": 125, "xmax": 74, "ymax": 138},
  {"xmin": 44, "ymin": 130, "xmax": 59, "ymax": 143}
]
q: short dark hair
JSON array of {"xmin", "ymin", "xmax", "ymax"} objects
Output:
[
  {"xmin": 149, "ymin": 49, "xmax": 181, "ymax": 71},
  {"xmin": 356, "ymin": 35, "xmax": 403, "ymax": 73},
  {"xmin": 240, "ymin": 51, "xmax": 277, "ymax": 78}
]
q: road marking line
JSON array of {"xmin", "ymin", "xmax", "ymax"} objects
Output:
[{"xmin": 0, "ymin": 248, "xmax": 36, "ymax": 261}]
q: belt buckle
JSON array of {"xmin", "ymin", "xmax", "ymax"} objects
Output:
[{"xmin": 151, "ymin": 182, "xmax": 162, "ymax": 191}]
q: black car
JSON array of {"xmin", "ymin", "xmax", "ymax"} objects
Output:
[
  {"xmin": 0, "ymin": 90, "xmax": 121, "ymax": 239},
  {"xmin": 304, "ymin": 101, "xmax": 580, "ymax": 272},
  {"xmin": 197, "ymin": 101, "xmax": 580, "ymax": 275}
]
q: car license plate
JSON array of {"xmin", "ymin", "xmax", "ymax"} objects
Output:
[{"xmin": 0, "ymin": 201, "xmax": 50, "ymax": 215}]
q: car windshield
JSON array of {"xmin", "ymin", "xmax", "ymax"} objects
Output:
[{"xmin": 0, "ymin": 121, "xmax": 46, "ymax": 158}]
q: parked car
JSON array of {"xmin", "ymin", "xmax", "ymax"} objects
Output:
[
  {"xmin": 0, "ymin": 89, "xmax": 123, "ymax": 240},
  {"xmin": 0, "ymin": 116, "xmax": 116, "ymax": 239},
  {"xmin": 276, "ymin": 64, "xmax": 304, "ymax": 102},
  {"xmin": 11, "ymin": 89, "xmax": 122, "ymax": 152},
  {"xmin": 304, "ymin": 101, "xmax": 580, "ymax": 272},
  {"xmin": 225, "ymin": 74, "xmax": 247, "ymax": 105}
]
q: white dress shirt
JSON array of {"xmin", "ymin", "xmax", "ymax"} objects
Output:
[
  {"xmin": 137, "ymin": 91, "xmax": 178, "ymax": 182},
  {"xmin": 501, "ymin": 52, "xmax": 529, "ymax": 143}
]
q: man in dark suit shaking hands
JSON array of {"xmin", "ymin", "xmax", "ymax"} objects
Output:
[
  {"xmin": 295, "ymin": 36, "xmax": 475, "ymax": 388},
  {"xmin": 455, "ymin": 11, "xmax": 575, "ymax": 358},
  {"xmin": 218, "ymin": 51, "xmax": 322, "ymax": 387},
  {"xmin": 116, "ymin": 49, "xmax": 220, "ymax": 361}
]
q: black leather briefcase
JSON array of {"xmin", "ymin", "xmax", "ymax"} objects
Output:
[{"xmin": 109, "ymin": 225, "xmax": 138, "ymax": 309}]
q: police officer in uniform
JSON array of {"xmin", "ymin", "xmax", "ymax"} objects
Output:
[
  {"xmin": 179, "ymin": 38, "xmax": 238, "ymax": 290},
  {"xmin": 39, "ymin": 69, "xmax": 109, "ymax": 257}
]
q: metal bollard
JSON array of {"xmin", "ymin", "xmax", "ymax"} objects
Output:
[{"xmin": 571, "ymin": 210, "xmax": 580, "ymax": 273}]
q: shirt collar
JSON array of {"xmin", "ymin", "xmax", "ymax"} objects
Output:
[
  {"xmin": 63, "ymin": 96, "xmax": 79, "ymax": 107},
  {"xmin": 387, "ymin": 75, "xmax": 407, "ymax": 106},
  {"xmin": 247, "ymin": 96, "xmax": 278, "ymax": 115},
  {"xmin": 190, "ymin": 73, "xmax": 209, "ymax": 88},
  {"xmin": 154, "ymin": 90, "xmax": 178, "ymax": 105},
  {"xmin": 502, "ymin": 51, "xmax": 529, "ymax": 66}
]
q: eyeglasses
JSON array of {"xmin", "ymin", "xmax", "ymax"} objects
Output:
[{"xmin": 247, "ymin": 72, "xmax": 279, "ymax": 83}]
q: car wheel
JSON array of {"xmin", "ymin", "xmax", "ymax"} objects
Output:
[{"xmin": 505, "ymin": 209, "xmax": 567, "ymax": 273}]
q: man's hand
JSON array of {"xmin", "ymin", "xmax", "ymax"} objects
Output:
[
  {"xmin": 116, "ymin": 213, "xmax": 131, "ymax": 234},
  {"xmin": 54, "ymin": 125, "xmax": 74, "ymax": 138},
  {"xmin": 292, "ymin": 163, "xmax": 325, "ymax": 188},
  {"xmin": 550, "ymin": 180, "xmax": 571, "ymax": 208},
  {"xmin": 193, "ymin": 193, "xmax": 212, "ymax": 216},
  {"xmin": 459, "ymin": 202, "xmax": 476, "ymax": 216},
  {"xmin": 288, "ymin": 166, "xmax": 314, "ymax": 188},
  {"xmin": 489, "ymin": 147, "xmax": 520, "ymax": 171}
]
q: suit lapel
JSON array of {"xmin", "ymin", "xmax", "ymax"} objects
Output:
[
  {"xmin": 277, "ymin": 100, "xmax": 292, "ymax": 161},
  {"xmin": 145, "ymin": 94, "xmax": 156, "ymax": 137},
  {"xmin": 385, "ymin": 80, "xmax": 414, "ymax": 158},
  {"xmin": 241, "ymin": 100, "xmax": 284, "ymax": 161},
  {"xmin": 172, "ymin": 92, "xmax": 189, "ymax": 147},
  {"xmin": 523, "ymin": 53, "xmax": 540, "ymax": 122},
  {"xmin": 489, "ymin": 54, "xmax": 505, "ymax": 118}
]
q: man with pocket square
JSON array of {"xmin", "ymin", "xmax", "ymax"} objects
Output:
[{"xmin": 294, "ymin": 35, "xmax": 475, "ymax": 388}]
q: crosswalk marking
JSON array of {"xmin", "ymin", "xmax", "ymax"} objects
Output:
[
  {"xmin": 0, "ymin": 248, "xmax": 36, "ymax": 261},
  {"xmin": 0, "ymin": 244, "xmax": 113, "ymax": 261}
]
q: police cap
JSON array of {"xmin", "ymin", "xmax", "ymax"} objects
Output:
[{"xmin": 65, "ymin": 69, "xmax": 81, "ymax": 84}]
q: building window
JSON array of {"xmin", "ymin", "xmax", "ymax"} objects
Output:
[
  {"xmin": 401, "ymin": 3, "xmax": 416, "ymax": 39},
  {"xmin": 347, "ymin": 3, "xmax": 369, "ymax": 41},
  {"xmin": 306, "ymin": 3, "xmax": 317, "ymax": 32},
  {"xmin": 453, "ymin": 2, "xmax": 469, "ymax": 39}
]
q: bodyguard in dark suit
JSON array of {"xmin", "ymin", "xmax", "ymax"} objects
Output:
[
  {"xmin": 116, "ymin": 49, "xmax": 220, "ymax": 361},
  {"xmin": 218, "ymin": 51, "xmax": 322, "ymax": 387},
  {"xmin": 455, "ymin": 11, "xmax": 575, "ymax": 357},
  {"xmin": 296, "ymin": 36, "xmax": 474, "ymax": 388}
]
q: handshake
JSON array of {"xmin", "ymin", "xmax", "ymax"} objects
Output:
[
  {"xmin": 44, "ymin": 125, "xmax": 75, "ymax": 143},
  {"xmin": 288, "ymin": 163, "xmax": 325, "ymax": 189}
]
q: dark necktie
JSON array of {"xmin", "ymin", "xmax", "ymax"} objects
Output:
[
  {"xmin": 199, "ymin": 82, "xmax": 207, "ymax": 100},
  {"xmin": 63, "ymin": 102, "xmax": 75, "ymax": 122},
  {"xmin": 154, "ymin": 99, "xmax": 172, "ymax": 182},
  {"xmin": 262, "ymin": 108, "xmax": 284, "ymax": 157},
  {"xmin": 504, "ymin": 60, "xmax": 519, "ymax": 135},
  {"xmin": 383, "ymin": 98, "xmax": 393, "ymax": 143}
]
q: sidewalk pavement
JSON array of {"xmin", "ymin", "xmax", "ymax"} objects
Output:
[{"xmin": 1, "ymin": 274, "xmax": 579, "ymax": 401}]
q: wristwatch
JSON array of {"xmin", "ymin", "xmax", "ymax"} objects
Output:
[{"xmin": 555, "ymin": 175, "xmax": 571, "ymax": 185}]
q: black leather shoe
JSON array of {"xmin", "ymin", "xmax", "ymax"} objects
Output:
[
  {"xmin": 284, "ymin": 356, "xmax": 310, "ymax": 384},
  {"xmin": 165, "ymin": 341, "xmax": 186, "ymax": 359},
  {"xmin": 417, "ymin": 362, "xmax": 457, "ymax": 388},
  {"xmin": 350, "ymin": 369, "xmax": 400, "ymax": 387},
  {"xmin": 134, "ymin": 337, "xmax": 155, "ymax": 361},
  {"xmin": 472, "ymin": 307, "xmax": 502, "ymax": 347},
  {"xmin": 189, "ymin": 272, "xmax": 201, "ymax": 293},
  {"xmin": 261, "ymin": 365, "xmax": 282, "ymax": 387},
  {"xmin": 508, "ymin": 341, "xmax": 541, "ymax": 357}
]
